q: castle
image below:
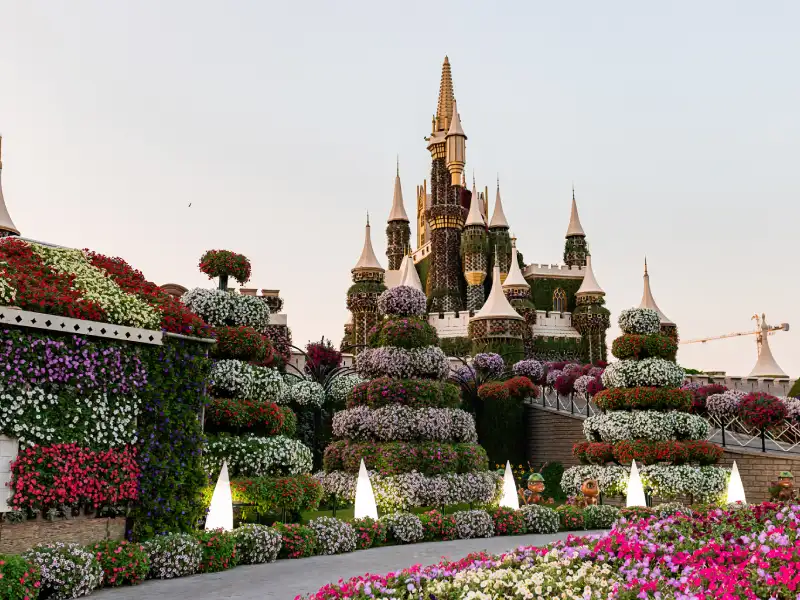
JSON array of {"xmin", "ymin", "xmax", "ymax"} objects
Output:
[{"xmin": 343, "ymin": 57, "xmax": 612, "ymax": 362}]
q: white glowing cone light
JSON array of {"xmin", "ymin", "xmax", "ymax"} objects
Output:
[
  {"xmin": 500, "ymin": 460, "xmax": 520, "ymax": 510},
  {"xmin": 626, "ymin": 460, "xmax": 646, "ymax": 507},
  {"xmin": 354, "ymin": 459, "xmax": 378, "ymax": 519},
  {"xmin": 205, "ymin": 461, "xmax": 233, "ymax": 531},
  {"xmin": 726, "ymin": 461, "xmax": 747, "ymax": 504}
]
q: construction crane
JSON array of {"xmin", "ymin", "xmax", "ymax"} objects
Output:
[{"xmin": 681, "ymin": 314, "xmax": 790, "ymax": 356}]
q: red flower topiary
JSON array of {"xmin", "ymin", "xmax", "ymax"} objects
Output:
[
  {"xmin": 739, "ymin": 392, "xmax": 788, "ymax": 430},
  {"xmin": 199, "ymin": 249, "xmax": 251, "ymax": 285},
  {"xmin": 212, "ymin": 326, "xmax": 272, "ymax": 363}
]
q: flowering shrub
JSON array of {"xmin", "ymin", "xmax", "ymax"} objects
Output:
[
  {"xmin": 618, "ymin": 307, "xmax": 661, "ymax": 335},
  {"xmin": 512, "ymin": 359, "xmax": 544, "ymax": 382},
  {"xmin": 739, "ymin": 392, "xmax": 788, "ymax": 429},
  {"xmin": 655, "ymin": 501, "xmax": 691, "ymax": 517},
  {"xmin": 519, "ymin": 504, "xmax": 559, "ymax": 534},
  {"xmin": 211, "ymin": 326, "xmax": 271, "ymax": 363},
  {"xmin": 546, "ymin": 368, "xmax": 562, "ymax": 385},
  {"xmin": 232, "ymin": 524, "xmax": 282, "ymax": 564},
  {"xmin": 477, "ymin": 376, "xmax": 538, "ymax": 401},
  {"xmin": 200, "ymin": 474, "xmax": 322, "ymax": 514},
  {"xmin": 593, "ymin": 386, "xmax": 692, "ymax": 412},
  {"xmin": 308, "ymin": 517, "xmax": 357, "ymax": 555},
  {"xmin": 472, "ymin": 353, "xmax": 505, "ymax": 376},
  {"xmin": 487, "ymin": 507, "xmax": 527, "ymax": 535},
  {"xmin": 181, "ymin": 288, "xmax": 269, "ymax": 330},
  {"xmin": 369, "ymin": 317, "xmax": 438, "ymax": 350},
  {"xmin": 203, "ymin": 435, "xmax": 312, "ymax": 477},
  {"xmin": 377, "ymin": 286, "xmax": 427, "ymax": 317},
  {"xmin": 556, "ymin": 504, "xmax": 585, "ymax": 530},
  {"xmin": 10, "ymin": 444, "xmax": 139, "ymax": 513},
  {"xmin": 347, "ymin": 377, "xmax": 460, "ymax": 410},
  {"xmin": 687, "ymin": 383, "xmax": 728, "ymax": 413},
  {"xmin": 381, "ymin": 512, "xmax": 424, "ymax": 544},
  {"xmin": 323, "ymin": 440, "xmax": 487, "ymax": 475},
  {"xmin": 351, "ymin": 517, "xmax": 387, "ymax": 549},
  {"xmin": 611, "ymin": 333, "xmax": 678, "ymax": 361},
  {"xmin": 705, "ymin": 390, "xmax": 746, "ymax": 419},
  {"xmin": 452, "ymin": 509, "xmax": 494, "ymax": 539},
  {"xmin": 205, "ymin": 398, "xmax": 296, "ymax": 437},
  {"xmin": 23, "ymin": 543, "xmax": 103, "ymax": 599},
  {"xmin": 280, "ymin": 379, "xmax": 326, "ymax": 407},
  {"xmin": 274, "ymin": 523, "xmax": 317, "ymax": 559},
  {"xmin": 356, "ymin": 346, "xmax": 450, "ymax": 381},
  {"xmin": 209, "ymin": 360, "xmax": 286, "ymax": 402},
  {"xmin": 617, "ymin": 506, "xmax": 655, "ymax": 521},
  {"xmin": 304, "ymin": 338, "xmax": 342, "ymax": 375},
  {"xmin": 199, "ymin": 249, "xmax": 251, "ymax": 284},
  {"xmin": 88, "ymin": 540, "xmax": 149, "ymax": 587},
  {"xmin": 572, "ymin": 441, "xmax": 614, "ymax": 464},
  {"xmin": 142, "ymin": 534, "xmax": 202, "ymax": 579},
  {"xmin": 601, "ymin": 358, "xmax": 685, "ymax": 389},
  {"xmin": 584, "ymin": 410, "xmax": 709, "ymax": 443},
  {"xmin": 0, "ymin": 555, "xmax": 41, "ymax": 600},
  {"xmin": 554, "ymin": 373, "xmax": 576, "ymax": 395},
  {"xmin": 194, "ymin": 530, "xmax": 238, "ymax": 573},
  {"xmin": 326, "ymin": 373, "xmax": 364, "ymax": 404},
  {"xmin": 419, "ymin": 510, "xmax": 458, "ymax": 541},
  {"xmin": 332, "ymin": 405, "xmax": 477, "ymax": 443},
  {"xmin": 476, "ymin": 381, "xmax": 509, "ymax": 401},
  {"xmin": 573, "ymin": 374, "xmax": 594, "ymax": 395}
]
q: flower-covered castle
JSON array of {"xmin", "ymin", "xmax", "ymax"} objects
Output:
[{"xmin": 343, "ymin": 57, "xmax": 611, "ymax": 362}]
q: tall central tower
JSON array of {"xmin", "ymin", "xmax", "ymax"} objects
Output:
[{"xmin": 425, "ymin": 56, "xmax": 467, "ymax": 312}]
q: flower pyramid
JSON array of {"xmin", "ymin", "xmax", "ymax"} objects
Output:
[
  {"xmin": 181, "ymin": 250, "xmax": 322, "ymax": 518},
  {"xmin": 562, "ymin": 307, "xmax": 728, "ymax": 503},
  {"xmin": 317, "ymin": 285, "xmax": 500, "ymax": 513}
]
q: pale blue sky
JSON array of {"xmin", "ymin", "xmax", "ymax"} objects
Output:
[{"xmin": 0, "ymin": 1, "xmax": 797, "ymax": 377}]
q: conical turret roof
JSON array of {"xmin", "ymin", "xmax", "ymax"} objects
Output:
[
  {"xmin": 639, "ymin": 258, "xmax": 674, "ymax": 325},
  {"xmin": 353, "ymin": 216, "xmax": 383, "ymax": 271},
  {"xmin": 749, "ymin": 316, "xmax": 788, "ymax": 378},
  {"xmin": 466, "ymin": 179, "xmax": 484, "ymax": 227},
  {"xmin": 577, "ymin": 254, "xmax": 604, "ymax": 296},
  {"xmin": 446, "ymin": 99, "xmax": 465, "ymax": 137},
  {"xmin": 566, "ymin": 188, "xmax": 585, "ymax": 237},
  {"xmin": 387, "ymin": 162, "xmax": 408, "ymax": 222},
  {"xmin": 399, "ymin": 254, "xmax": 423, "ymax": 292},
  {"xmin": 503, "ymin": 243, "xmax": 529, "ymax": 289},
  {"xmin": 474, "ymin": 264, "xmax": 523, "ymax": 320},
  {"xmin": 435, "ymin": 56, "xmax": 454, "ymax": 132},
  {"xmin": 0, "ymin": 137, "xmax": 20, "ymax": 236},
  {"xmin": 489, "ymin": 180, "xmax": 509, "ymax": 229}
]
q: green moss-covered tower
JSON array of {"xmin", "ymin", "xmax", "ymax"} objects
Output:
[
  {"xmin": 572, "ymin": 254, "xmax": 611, "ymax": 363},
  {"xmin": 346, "ymin": 217, "xmax": 386, "ymax": 354},
  {"xmin": 461, "ymin": 179, "xmax": 488, "ymax": 311},
  {"xmin": 386, "ymin": 163, "xmax": 411, "ymax": 271},
  {"xmin": 563, "ymin": 188, "xmax": 588, "ymax": 268}
]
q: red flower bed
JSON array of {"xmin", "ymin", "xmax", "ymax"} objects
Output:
[
  {"xmin": 86, "ymin": 250, "xmax": 212, "ymax": 337},
  {"xmin": 0, "ymin": 238, "xmax": 107, "ymax": 321},
  {"xmin": 195, "ymin": 530, "xmax": 238, "ymax": 573},
  {"xmin": 211, "ymin": 326, "xmax": 272, "ymax": 363},
  {"xmin": 351, "ymin": 517, "xmax": 386, "ymax": 549},
  {"xmin": 684, "ymin": 440, "xmax": 724, "ymax": 465},
  {"xmin": 348, "ymin": 378, "xmax": 461, "ymax": 409},
  {"xmin": 477, "ymin": 381, "xmax": 510, "ymax": 401},
  {"xmin": 487, "ymin": 507, "xmax": 526, "ymax": 535},
  {"xmin": 739, "ymin": 392, "xmax": 788, "ymax": 429},
  {"xmin": 554, "ymin": 374, "xmax": 576, "ymax": 395},
  {"xmin": 573, "ymin": 441, "xmax": 614, "ymax": 464},
  {"xmin": 594, "ymin": 387, "xmax": 692, "ymax": 412},
  {"xmin": 199, "ymin": 249, "xmax": 251, "ymax": 285},
  {"xmin": 575, "ymin": 440, "xmax": 722, "ymax": 466},
  {"xmin": 611, "ymin": 334, "xmax": 678, "ymax": 361},
  {"xmin": 275, "ymin": 523, "xmax": 316, "ymax": 559},
  {"xmin": 205, "ymin": 398, "xmax": 296, "ymax": 436},
  {"xmin": 419, "ymin": 510, "xmax": 458, "ymax": 541},
  {"xmin": 477, "ymin": 377, "xmax": 538, "ymax": 401},
  {"xmin": 88, "ymin": 540, "xmax": 149, "ymax": 587},
  {"xmin": 688, "ymin": 383, "xmax": 727, "ymax": 414},
  {"xmin": 10, "ymin": 444, "xmax": 139, "ymax": 512}
]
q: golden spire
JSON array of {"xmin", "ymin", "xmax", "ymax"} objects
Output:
[{"xmin": 435, "ymin": 56, "xmax": 454, "ymax": 132}]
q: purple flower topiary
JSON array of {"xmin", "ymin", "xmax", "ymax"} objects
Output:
[
  {"xmin": 378, "ymin": 286, "xmax": 427, "ymax": 317},
  {"xmin": 472, "ymin": 353, "xmax": 504, "ymax": 377}
]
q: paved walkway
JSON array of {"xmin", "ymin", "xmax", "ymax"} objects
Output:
[{"xmin": 93, "ymin": 530, "xmax": 603, "ymax": 600}]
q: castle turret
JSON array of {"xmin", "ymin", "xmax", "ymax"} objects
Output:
[
  {"xmin": 503, "ymin": 239, "xmax": 536, "ymax": 356},
  {"xmin": 564, "ymin": 187, "xmax": 587, "ymax": 267},
  {"xmin": 748, "ymin": 315, "xmax": 788, "ymax": 378},
  {"xmin": 639, "ymin": 258, "xmax": 677, "ymax": 340},
  {"xmin": 445, "ymin": 100, "xmax": 466, "ymax": 187},
  {"xmin": 489, "ymin": 180, "xmax": 511, "ymax": 281},
  {"xmin": 461, "ymin": 179, "xmax": 488, "ymax": 311},
  {"xmin": 0, "ymin": 136, "xmax": 20, "ymax": 238},
  {"xmin": 398, "ymin": 253, "xmax": 424, "ymax": 292},
  {"xmin": 386, "ymin": 160, "xmax": 411, "ymax": 270},
  {"xmin": 425, "ymin": 57, "xmax": 465, "ymax": 313},
  {"xmin": 468, "ymin": 261, "xmax": 525, "ymax": 356},
  {"xmin": 572, "ymin": 254, "xmax": 611, "ymax": 363},
  {"xmin": 347, "ymin": 216, "xmax": 386, "ymax": 353}
]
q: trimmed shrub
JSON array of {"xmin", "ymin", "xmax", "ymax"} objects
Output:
[
  {"xmin": 351, "ymin": 517, "xmax": 387, "ymax": 550},
  {"xmin": 583, "ymin": 504, "xmax": 620, "ymax": 529},
  {"xmin": 381, "ymin": 513, "xmax": 424, "ymax": 544},
  {"xmin": 194, "ymin": 530, "xmax": 238, "ymax": 573},
  {"xmin": 211, "ymin": 326, "xmax": 271, "ymax": 362},
  {"xmin": 274, "ymin": 523, "xmax": 317, "ymax": 559},
  {"xmin": 594, "ymin": 387, "xmax": 692, "ymax": 412},
  {"xmin": 0, "ymin": 554, "xmax": 41, "ymax": 600},
  {"xmin": 556, "ymin": 505, "xmax": 585, "ymax": 531},
  {"xmin": 348, "ymin": 377, "xmax": 461, "ymax": 410},
  {"xmin": 487, "ymin": 507, "xmax": 527, "ymax": 536},
  {"xmin": 419, "ymin": 510, "xmax": 458, "ymax": 541},
  {"xmin": 369, "ymin": 317, "xmax": 439, "ymax": 349},
  {"xmin": 519, "ymin": 504, "xmax": 559, "ymax": 534},
  {"xmin": 233, "ymin": 524, "xmax": 282, "ymax": 564},
  {"xmin": 143, "ymin": 534, "xmax": 202, "ymax": 579},
  {"xmin": 205, "ymin": 398, "xmax": 297, "ymax": 436},
  {"xmin": 23, "ymin": 543, "xmax": 103, "ymax": 599},
  {"xmin": 739, "ymin": 392, "xmax": 788, "ymax": 429},
  {"xmin": 611, "ymin": 334, "xmax": 678, "ymax": 361},
  {"xmin": 308, "ymin": 517, "xmax": 357, "ymax": 555},
  {"xmin": 200, "ymin": 474, "xmax": 322, "ymax": 516},
  {"xmin": 452, "ymin": 509, "xmax": 495, "ymax": 539},
  {"xmin": 618, "ymin": 506, "xmax": 655, "ymax": 522},
  {"xmin": 87, "ymin": 540, "xmax": 149, "ymax": 587}
]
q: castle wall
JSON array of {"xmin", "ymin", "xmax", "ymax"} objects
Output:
[
  {"xmin": 685, "ymin": 375, "xmax": 795, "ymax": 397},
  {"xmin": 532, "ymin": 310, "xmax": 582, "ymax": 339}
]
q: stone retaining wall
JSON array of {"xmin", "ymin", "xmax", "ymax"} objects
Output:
[{"xmin": 0, "ymin": 516, "xmax": 125, "ymax": 554}]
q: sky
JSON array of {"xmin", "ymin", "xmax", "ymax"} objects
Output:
[{"xmin": 0, "ymin": 1, "xmax": 797, "ymax": 378}]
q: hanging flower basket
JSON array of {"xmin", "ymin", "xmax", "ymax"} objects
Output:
[{"xmin": 199, "ymin": 250, "xmax": 252, "ymax": 287}]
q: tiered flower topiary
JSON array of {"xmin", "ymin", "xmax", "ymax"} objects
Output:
[
  {"xmin": 562, "ymin": 308, "xmax": 728, "ymax": 503},
  {"xmin": 182, "ymin": 252, "xmax": 322, "ymax": 521},
  {"xmin": 317, "ymin": 285, "xmax": 500, "ymax": 513}
]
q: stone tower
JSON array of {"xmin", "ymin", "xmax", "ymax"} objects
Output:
[
  {"xmin": 386, "ymin": 161, "xmax": 411, "ymax": 270},
  {"xmin": 488, "ymin": 181, "xmax": 511, "ymax": 280},
  {"xmin": 572, "ymin": 254, "xmax": 611, "ymax": 363},
  {"xmin": 564, "ymin": 187, "xmax": 588, "ymax": 267},
  {"xmin": 346, "ymin": 217, "xmax": 385, "ymax": 354}
]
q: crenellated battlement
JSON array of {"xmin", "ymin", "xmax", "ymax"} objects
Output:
[
  {"xmin": 685, "ymin": 374, "xmax": 796, "ymax": 398},
  {"xmin": 428, "ymin": 311, "xmax": 470, "ymax": 338},
  {"xmin": 522, "ymin": 263, "xmax": 585, "ymax": 280},
  {"xmin": 532, "ymin": 310, "xmax": 581, "ymax": 339}
]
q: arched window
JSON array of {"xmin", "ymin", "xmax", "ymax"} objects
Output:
[{"xmin": 553, "ymin": 288, "xmax": 567, "ymax": 313}]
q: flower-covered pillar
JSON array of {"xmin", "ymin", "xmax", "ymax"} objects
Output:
[
  {"xmin": 385, "ymin": 164, "xmax": 411, "ymax": 271},
  {"xmin": 563, "ymin": 189, "xmax": 588, "ymax": 268},
  {"xmin": 571, "ymin": 255, "xmax": 610, "ymax": 364},
  {"xmin": 461, "ymin": 181, "xmax": 488, "ymax": 312},
  {"xmin": 347, "ymin": 219, "xmax": 386, "ymax": 354}
]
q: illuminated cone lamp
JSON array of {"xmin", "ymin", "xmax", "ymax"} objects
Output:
[
  {"xmin": 205, "ymin": 461, "xmax": 233, "ymax": 531},
  {"xmin": 500, "ymin": 460, "xmax": 520, "ymax": 510},
  {"xmin": 626, "ymin": 460, "xmax": 647, "ymax": 507},
  {"xmin": 354, "ymin": 459, "xmax": 378, "ymax": 519},
  {"xmin": 726, "ymin": 461, "xmax": 747, "ymax": 504}
]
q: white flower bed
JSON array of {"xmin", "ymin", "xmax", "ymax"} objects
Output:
[
  {"xmin": 143, "ymin": 534, "xmax": 202, "ymax": 579},
  {"xmin": 332, "ymin": 405, "xmax": 478, "ymax": 443},
  {"xmin": 574, "ymin": 374, "xmax": 595, "ymax": 395},
  {"xmin": 209, "ymin": 359, "xmax": 286, "ymax": 402},
  {"xmin": 181, "ymin": 287, "xmax": 269, "ymax": 330},
  {"xmin": 23, "ymin": 542, "xmax": 104, "ymax": 599},
  {"xmin": 327, "ymin": 374, "xmax": 365, "ymax": 403},
  {"xmin": 204, "ymin": 435, "xmax": 312, "ymax": 477},
  {"xmin": 280, "ymin": 379, "xmax": 326, "ymax": 407},
  {"xmin": 560, "ymin": 465, "xmax": 629, "ymax": 497},
  {"xmin": 618, "ymin": 308, "xmax": 661, "ymax": 335},
  {"xmin": 706, "ymin": 390, "xmax": 747, "ymax": 419},
  {"xmin": 233, "ymin": 524, "xmax": 282, "ymax": 564},
  {"xmin": 308, "ymin": 516, "xmax": 357, "ymax": 555},
  {"xmin": 356, "ymin": 346, "xmax": 450, "ymax": 381},
  {"xmin": 452, "ymin": 509, "xmax": 495, "ymax": 539},
  {"xmin": 582, "ymin": 504, "xmax": 620, "ymax": 529},
  {"xmin": 519, "ymin": 504, "xmax": 560, "ymax": 534},
  {"xmin": 381, "ymin": 512, "xmax": 424, "ymax": 544},
  {"xmin": 583, "ymin": 410, "xmax": 708, "ymax": 443},
  {"xmin": 601, "ymin": 358, "xmax": 685, "ymax": 389}
]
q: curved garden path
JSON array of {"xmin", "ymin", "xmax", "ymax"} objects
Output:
[{"xmin": 93, "ymin": 530, "xmax": 604, "ymax": 600}]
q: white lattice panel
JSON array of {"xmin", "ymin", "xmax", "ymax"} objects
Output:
[{"xmin": 0, "ymin": 307, "xmax": 163, "ymax": 345}]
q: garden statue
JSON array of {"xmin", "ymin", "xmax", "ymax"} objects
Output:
[
  {"xmin": 518, "ymin": 473, "xmax": 546, "ymax": 505},
  {"xmin": 770, "ymin": 471, "xmax": 795, "ymax": 502},
  {"xmin": 581, "ymin": 478, "xmax": 600, "ymax": 506}
]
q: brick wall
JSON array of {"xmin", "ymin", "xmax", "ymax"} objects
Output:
[
  {"xmin": 0, "ymin": 435, "xmax": 19, "ymax": 512},
  {"xmin": 0, "ymin": 516, "xmax": 126, "ymax": 554},
  {"xmin": 526, "ymin": 403, "xmax": 800, "ymax": 504}
]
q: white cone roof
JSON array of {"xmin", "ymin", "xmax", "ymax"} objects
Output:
[
  {"xmin": 447, "ymin": 99, "xmax": 465, "ymax": 137},
  {"xmin": 474, "ymin": 265, "xmax": 523, "ymax": 320},
  {"xmin": 749, "ymin": 318, "xmax": 788, "ymax": 378},
  {"xmin": 0, "ymin": 142, "xmax": 20, "ymax": 236},
  {"xmin": 639, "ymin": 259, "xmax": 674, "ymax": 325},
  {"xmin": 577, "ymin": 255, "xmax": 604, "ymax": 296},
  {"xmin": 388, "ymin": 168, "xmax": 409, "ymax": 222},
  {"xmin": 566, "ymin": 195, "xmax": 586, "ymax": 237},
  {"xmin": 398, "ymin": 255, "xmax": 423, "ymax": 292},
  {"xmin": 466, "ymin": 180, "xmax": 484, "ymax": 227},
  {"xmin": 503, "ymin": 246, "xmax": 529, "ymax": 289},
  {"xmin": 489, "ymin": 184, "xmax": 509, "ymax": 229},
  {"xmin": 353, "ymin": 219, "xmax": 383, "ymax": 271}
]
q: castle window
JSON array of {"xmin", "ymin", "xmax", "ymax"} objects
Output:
[{"xmin": 553, "ymin": 288, "xmax": 567, "ymax": 313}]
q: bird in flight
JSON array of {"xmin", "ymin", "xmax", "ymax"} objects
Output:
[{"xmin": 188, "ymin": 203, "xmax": 192, "ymax": 207}]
